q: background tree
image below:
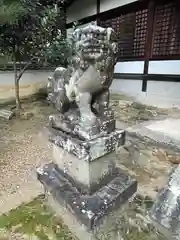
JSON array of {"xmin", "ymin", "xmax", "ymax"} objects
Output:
[
  {"xmin": 0, "ymin": 0, "xmax": 71, "ymax": 114},
  {"xmin": 0, "ymin": 0, "xmax": 26, "ymax": 24}
]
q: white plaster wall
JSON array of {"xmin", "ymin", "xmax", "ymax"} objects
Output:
[
  {"xmin": 147, "ymin": 81, "xmax": 180, "ymax": 98},
  {"xmin": 100, "ymin": 0, "xmax": 138, "ymax": 13},
  {"xmin": 148, "ymin": 60, "xmax": 180, "ymax": 75},
  {"xmin": 110, "ymin": 79, "xmax": 180, "ymax": 108},
  {"xmin": 110, "ymin": 78, "xmax": 142, "ymax": 96},
  {"xmin": 133, "ymin": 81, "xmax": 180, "ymax": 108},
  {"xmin": 110, "ymin": 77, "xmax": 180, "ymax": 109},
  {"xmin": 0, "ymin": 70, "xmax": 53, "ymax": 100},
  {"xmin": 138, "ymin": 95, "xmax": 180, "ymax": 108},
  {"xmin": 112, "ymin": 60, "xmax": 180, "ymax": 108},
  {"xmin": 67, "ymin": 0, "xmax": 96, "ymax": 23},
  {"xmin": 0, "ymin": 70, "xmax": 53, "ymax": 87},
  {"xmin": 140, "ymin": 61, "xmax": 180, "ymax": 108},
  {"xmin": 114, "ymin": 61, "xmax": 144, "ymax": 74}
]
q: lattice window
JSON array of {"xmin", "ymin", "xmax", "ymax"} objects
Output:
[
  {"xmin": 134, "ymin": 9, "xmax": 148, "ymax": 57},
  {"xmin": 99, "ymin": 8, "xmax": 148, "ymax": 60},
  {"xmin": 152, "ymin": 0, "xmax": 180, "ymax": 58}
]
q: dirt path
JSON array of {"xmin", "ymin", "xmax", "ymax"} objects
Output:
[{"xmin": 0, "ymin": 101, "xmax": 55, "ymax": 214}]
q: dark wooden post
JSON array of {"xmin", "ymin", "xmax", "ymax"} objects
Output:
[
  {"xmin": 142, "ymin": 0, "xmax": 155, "ymax": 92},
  {"xmin": 96, "ymin": 0, "xmax": 100, "ymax": 25}
]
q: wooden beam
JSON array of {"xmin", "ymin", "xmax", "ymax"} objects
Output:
[
  {"xmin": 97, "ymin": 0, "xmax": 100, "ymax": 24},
  {"xmin": 114, "ymin": 73, "xmax": 180, "ymax": 82},
  {"xmin": 67, "ymin": 0, "xmax": 147, "ymax": 28},
  {"xmin": 142, "ymin": 0, "xmax": 155, "ymax": 92}
]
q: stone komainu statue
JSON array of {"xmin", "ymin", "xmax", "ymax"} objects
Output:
[{"xmin": 47, "ymin": 23, "xmax": 118, "ymax": 140}]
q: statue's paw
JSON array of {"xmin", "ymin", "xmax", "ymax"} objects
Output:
[
  {"xmin": 49, "ymin": 114, "xmax": 65, "ymax": 129},
  {"xmin": 81, "ymin": 113, "xmax": 97, "ymax": 125},
  {"xmin": 75, "ymin": 119, "xmax": 101, "ymax": 140}
]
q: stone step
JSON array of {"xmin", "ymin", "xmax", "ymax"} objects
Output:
[
  {"xmin": 37, "ymin": 162, "xmax": 137, "ymax": 236},
  {"xmin": 0, "ymin": 109, "xmax": 14, "ymax": 120}
]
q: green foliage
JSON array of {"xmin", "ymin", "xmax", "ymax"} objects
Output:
[
  {"xmin": 46, "ymin": 34, "xmax": 72, "ymax": 66},
  {"xmin": 0, "ymin": 0, "xmax": 71, "ymax": 110},
  {"xmin": 0, "ymin": 195, "xmax": 166, "ymax": 240},
  {"xmin": 0, "ymin": 0, "xmax": 70, "ymax": 72},
  {"xmin": 0, "ymin": 0, "xmax": 26, "ymax": 24},
  {"xmin": 0, "ymin": 197, "xmax": 74, "ymax": 240}
]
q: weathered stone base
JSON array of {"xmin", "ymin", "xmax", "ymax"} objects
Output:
[
  {"xmin": 45, "ymin": 127, "xmax": 125, "ymax": 161},
  {"xmin": 53, "ymin": 144, "xmax": 119, "ymax": 194},
  {"xmin": 37, "ymin": 163, "xmax": 137, "ymax": 237},
  {"xmin": 149, "ymin": 165, "xmax": 180, "ymax": 239},
  {"xmin": 46, "ymin": 193, "xmax": 135, "ymax": 240}
]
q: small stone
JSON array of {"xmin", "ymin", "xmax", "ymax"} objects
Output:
[
  {"xmin": 167, "ymin": 155, "xmax": 180, "ymax": 164},
  {"xmin": 138, "ymin": 109, "xmax": 154, "ymax": 121},
  {"xmin": 152, "ymin": 149, "xmax": 180, "ymax": 164},
  {"xmin": 131, "ymin": 102, "xmax": 146, "ymax": 110},
  {"xmin": 152, "ymin": 148, "xmax": 168, "ymax": 162},
  {"xmin": 20, "ymin": 111, "xmax": 34, "ymax": 120},
  {"xmin": 118, "ymin": 100, "xmax": 132, "ymax": 109},
  {"xmin": 152, "ymin": 176, "xmax": 168, "ymax": 193},
  {"xmin": 110, "ymin": 100, "xmax": 118, "ymax": 107}
]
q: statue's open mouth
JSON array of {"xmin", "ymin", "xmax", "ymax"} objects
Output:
[
  {"xmin": 81, "ymin": 47, "xmax": 108, "ymax": 61},
  {"xmin": 77, "ymin": 38, "xmax": 109, "ymax": 49},
  {"xmin": 84, "ymin": 48, "xmax": 102, "ymax": 54},
  {"xmin": 79, "ymin": 42, "xmax": 108, "ymax": 55},
  {"xmin": 81, "ymin": 52, "xmax": 103, "ymax": 61}
]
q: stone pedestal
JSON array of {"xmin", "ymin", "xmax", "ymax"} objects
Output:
[
  {"xmin": 37, "ymin": 127, "xmax": 137, "ymax": 239},
  {"xmin": 37, "ymin": 22, "xmax": 140, "ymax": 239},
  {"xmin": 149, "ymin": 165, "xmax": 180, "ymax": 239},
  {"xmin": 53, "ymin": 145, "xmax": 118, "ymax": 194}
]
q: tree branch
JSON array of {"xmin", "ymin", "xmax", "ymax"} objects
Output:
[
  {"xmin": 17, "ymin": 58, "xmax": 35, "ymax": 82},
  {"xmin": 13, "ymin": 46, "xmax": 18, "ymax": 82}
]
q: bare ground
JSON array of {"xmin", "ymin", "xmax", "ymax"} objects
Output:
[
  {"xmin": 0, "ymin": 96, "xmax": 180, "ymax": 215},
  {"xmin": 110, "ymin": 95, "xmax": 180, "ymax": 199},
  {"xmin": 0, "ymin": 101, "xmax": 55, "ymax": 214},
  {"xmin": 0, "ymin": 83, "xmax": 46, "ymax": 101}
]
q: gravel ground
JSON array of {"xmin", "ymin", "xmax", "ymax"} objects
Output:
[
  {"xmin": 0, "ymin": 97, "xmax": 177, "ymax": 240},
  {"xmin": 0, "ymin": 101, "xmax": 55, "ymax": 214},
  {"xmin": 111, "ymin": 94, "xmax": 180, "ymax": 126},
  {"xmin": 0, "ymin": 96, "xmax": 180, "ymax": 215}
]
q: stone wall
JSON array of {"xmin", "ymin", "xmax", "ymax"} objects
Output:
[{"xmin": 0, "ymin": 70, "xmax": 53, "ymax": 102}]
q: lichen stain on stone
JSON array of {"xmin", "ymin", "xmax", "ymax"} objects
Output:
[
  {"xmin": 46, "ymin": 22, "xmax": 119, "ymax": 141},
  {"xmin": 35, "ymin": 23, "xmax": 139, "ymax": 238}
]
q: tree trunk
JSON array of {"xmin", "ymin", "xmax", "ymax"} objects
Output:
[
  {"xmin": 13, "ymin": 48, "xmax": 33, "ymax": 117},
  {"xmin": 15, "ymin": 79, "xmax": 21, "ymax": 111},
  {"xmin": 13, "ymin": 55, "xmax": 21, "ymax": 116}
]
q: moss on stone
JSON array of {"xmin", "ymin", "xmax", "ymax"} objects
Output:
[
  {"xmin": 0, "ymin": 196, "xmax": 75, "ymax": 240},
  {"xmin": 0, "ymin": 194, "xmax": 167, "ymax": 240}
]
